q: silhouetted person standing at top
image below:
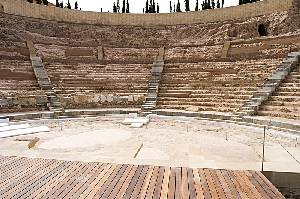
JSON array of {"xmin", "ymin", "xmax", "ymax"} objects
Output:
[{"xmin": 222, "ymin": 0, "xmax": 224, "ymax": 8}]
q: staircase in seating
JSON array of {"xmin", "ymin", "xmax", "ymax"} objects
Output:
[
  {"xmin": 237, "ymin": 52, "xmax": 300, "ymax": 116},
  {"xmin": 141, "ymin": 47, "xmax": 165, "ymax": 115},
  {"xmin": 27, "ymin": 41, "xmax": 63, "ymax": 112}
]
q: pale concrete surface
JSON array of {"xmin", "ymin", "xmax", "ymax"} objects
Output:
[{"xmin": 0, "ymin": 115, "xmax": 299, "ymax": 172}]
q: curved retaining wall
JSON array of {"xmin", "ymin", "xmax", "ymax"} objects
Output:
[
  {"xmin": 0, "ymin": 0, "xmax": 292, "ymax": 26},
  {"xmin": 0, "ymin": 109, "xmax": 299, "ymax": 133}
]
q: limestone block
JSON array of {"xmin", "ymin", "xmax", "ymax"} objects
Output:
[
  {"xmin": 128, "ymin": 95, "xmax": 134, "ymax": 102},
  {"xmin": 151, "ymin": 66, "xmax": 164, "ymax": 74},
  {"xmin": 186, "ymin": 106, "xmax": 199, "ymax": 112},
  {"xmin": 114, "ymin": 96, "xmax": 122, "ymax": 104},
  {"xmin": 130, "ymin": 123, "xmax": 144, "ymax": 128},
  {"xmin": 0, "ymin": 99, "xmax": 8, "ymax": 107},
  {"xmin": 74, "ymin": 95, "xmax": 88, "ymax": 104},
  {"xmin": 92, "ymin": 94, "xmax": 100, "ymax": 103},
  {"xmin": 59, "ymin": 96, "xmax": 71, "ymax": 107},
  {"xmin": 107, "ymin": 94, "xmax": 114, "ymax": 103},
  {"xmin": 97, "ymin": 46, "xmax": 104, "ymax": 60},
  {"xmin": 133, "ymin": 95, "xmax": 139, "ymax": 101},
  {"xmin": 35, "ymin": 96, "xmax": 48, "ymax": 105},
  {"xmin": 119, "ymin": 96, "xmax": 128, "ymax": 104},
  {"xmin": 128, "ymin": 113, "xmax": 138, "ymax": 118},
  {"xmin": 221, "ymin": 41, "xmax": 231, "ymax": 58},
  {"xmin": 100, "ymin": 95, "xmax": 107, "ymax": 103},
  {"xmin": 157, "ymin": 46, "xmax": 165, "ymax": 61},
  {"xmin": 26, "ymin": 41, "xmax": 37, "ymax": 58}
]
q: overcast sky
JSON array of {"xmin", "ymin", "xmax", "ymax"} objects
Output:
[{"xmin": 48, "ymin": 0, "xmax": 240, "ymax": 13}]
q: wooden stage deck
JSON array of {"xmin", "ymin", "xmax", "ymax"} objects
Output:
[{"xmin": 0, "ymin": 156, "xmax": 284, "ymax": 199}]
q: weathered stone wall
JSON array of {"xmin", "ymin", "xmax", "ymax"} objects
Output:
[
  {"xmin": 289, "ymin": 0, "xmax": 300, "ymax": 31},
  {"xmin": 0, "ymin": 3, "xmax": 3, "ymax": 12},
  {"xmin": 0, "ymin": 0, "xmax": 292, "ymax": 26}
]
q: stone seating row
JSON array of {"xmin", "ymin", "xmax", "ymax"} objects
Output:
[
  {"xmin": 157, "ymin": 60, "xmax": 280, "ymax": 112},
  {"xmin": 0, "ymin": 61, "xmax": 39, "ymax": 92},
  {"xmin": 258, "ymin": 67, "xmax": 300, "ymax": 120}
]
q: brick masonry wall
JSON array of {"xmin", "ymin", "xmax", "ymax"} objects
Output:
[{"xmin": 0, "ymin": 0, "xmax": 293, "ymax": 26}]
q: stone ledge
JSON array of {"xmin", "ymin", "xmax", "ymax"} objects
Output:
[{"xmin": 0, "ymin": 109, "xmax": 298, "ymax": 133}]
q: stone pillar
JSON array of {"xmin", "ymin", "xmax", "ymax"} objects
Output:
[
  {"xmin": 157, "ymin": 46, "xmax": 165, "ymax": 61},
  {"xmin": 289, "ymin": 0, "xmax": 300, "ymax": 31},
  {"xmin": 26, "ymin": 41, "xmax": 37, "ymax": 59},
  {"xmin": 221, "ymin": 41, "xmax": 231, "ymax": 58},
  {"xmin": 97, "ymin": 46, "xmax": 104, "ymax": 61}
]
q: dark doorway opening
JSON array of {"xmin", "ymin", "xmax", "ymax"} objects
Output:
[{"xmin": 258, "ymin": 24, "xmax": 268, "ymax": 36}]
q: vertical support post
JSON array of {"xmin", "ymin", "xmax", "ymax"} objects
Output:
[
  {"xmin": 261, "ymin": 126, "xmax": 266, "ymax": 172},
  {"xmin": 97, "ymin": 46, "xmax": 104, "ymax": 61},
  {"xmin": 157, "ymin": 46, "xmax": 165, "ymax": 61},
  {"xmin": 221, "ymin": 41, "xmax": 231, "ymax": 58}
]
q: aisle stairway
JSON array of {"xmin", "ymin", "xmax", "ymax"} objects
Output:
[
  {"xmin": 258, "ymin": 56, "xmax": 300, "ymax": 120},
  {"xmin": 237, "ymin": 52, "xmax": 300, "ymax": 117},
  {"xmin": 141, "ymin": 48, "xmax": 165, "ymax": 115},
  {"xmin": 27, "ymin": 41, "xmax": 63, "ymax": 112}
]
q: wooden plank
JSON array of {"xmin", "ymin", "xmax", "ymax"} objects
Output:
[
  {"xmin": 0, "ymin": 158, "xmax": 47, "ymax": 188},
  {"xmin": 114, "ymin": 165, "xmax": 138, "ymax": 198},
  {"xmin": 244, "ymin": 171, "xmax": 271, "ymax": 199},
  {"xmin": 208, "ymin": 169, "xmax": 227, "ymax": 199},
  {"xmin": 94, "ymin": 164, "xmax": 124, "ymax": 198},
  {"xmin": 239, "ymin": 171, "xmax": 264, "ymax": 199},
  {"xmin": 193, "ymin": 168, "xmax": 205, "ymax": 199},
  {"xmin": 30, "ymin": 161, "xmax": 79, "ymax": 198},
  {"xmin": 255, "ymin": 171, "xmax": 285, "ymax": 199},
  {"xmin": 220, "ymin": 170, "xmax": 241, "ymax": 198},
  {"xmin": 77, "ymin": 163, "xmax": 110, "ymax": 199},
  {"xmin": 128, "ymin": 165, "xmax": 149, "ymax": 199},
  {"xmin": 0, "ymin": 156, "xmax": 283, "ymax": 199},
  {"xmin": 138, "ymin": 165, "xmax": 155, "ymax": 199},
  {"xmin": 215, "ymin": 169, "xmax": 234, "ymax": 199},
  {"xmin": 181, "ymin": 167, "xmax": 189, "ymax": 199},
  {"xmin": 175, "ymin": 167, "xmax": 182, "ymax": 199},
  {"xmin": 17, "ymin": 160, "xmax": 70, "ymax": 199},
  {"xmin": 71, "ymin": 163, "xmax": 106, "ymax": 199},
  {"xmin": 3, "ymin": 160, "xmax": 63, "ymax": 198},
  {"xmin": 123, "ymin": 165, "xmax": 144, "ymax": 199},
  {"xmin": 160, "ymin": 167, "xmax": 171, "ymax": 199},
  {"xmin": 100, "ymin": 165, "xmax": 129, "ymax": 199},
  {"xmin": 43, "ymin": 161, "xmax": 82, "ymax": 198},
  {"xmin": 250, "ymin": 171, "xmax": 276, "ymax": 199},
  {"xmin": 0, "ymin": 156, "xmax": 19, "ymax": 170},
  {"xmin": 0, "ymin": 157, "xmax": 33, "ymax": 180},
  {"xmin": 107, "ymin": 165, "xmax": 134, "ymax": 199},
  {"xmin": 226, "ymin": 170, "xmax": 249, "ymax": 199},
  {"xmin": 167, "ymin": 167, "xmax": 176, "ymax": 199},
  {"xmin": 201, "ymin": 169, "xmax": 217, "ymax": 198},
  {"xmin": 62, "ymin": 163, "xmax": 100, "ymax": 198},
  {"xmin": 51, "ymin": 162, "xmax": 87, "ymax": 198},
  {"xmin": 82, "ymin": 164, "xmax": 117, "ymax": 199},
  {"xmin": 145, "ymin": 166, "xmax": 160, "ymax": 198},
  {"xmin": 230, "ymin": 171, "xmax": 255, "ymax": 199},
  {"xmin": 0, "ymin": 158, "xmax": 54, "ymax": 192},
  {"xmin": 153, "ymin": 166, "xmax": 165, "ymax": 199},
  {"xmin": 187, "ymin": 168, "xmax": 197, "ymax": 199}
]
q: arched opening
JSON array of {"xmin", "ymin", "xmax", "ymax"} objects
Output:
[
  {"xmin": 0, "ymin": 4, "xmax": 3, "ymax": 12},
  {"xmin": 258, "ymin": 24, "xmax": 268, "ymax": 36}
]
